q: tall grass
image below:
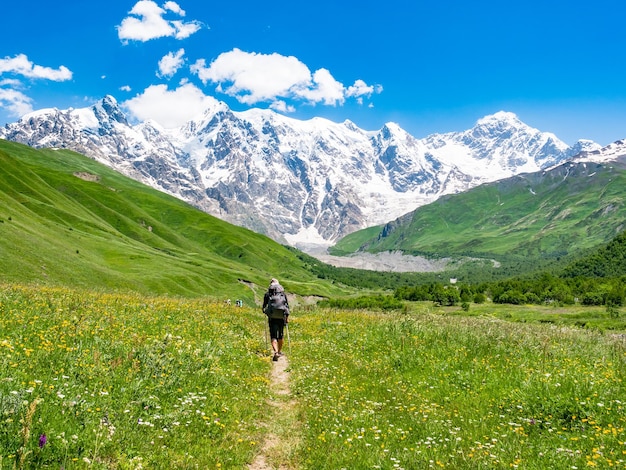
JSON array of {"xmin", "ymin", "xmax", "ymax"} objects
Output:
[
  {"xmin": 291, "ymin": 308, "xmax": 626, "ymax": 469},
  {"xmin": 0, "ymin": 284, "xmax": 270, "ymax": 468},
  {"xmin": 2, "ymin": 283, "xmax": 625, "ymax": 469}
]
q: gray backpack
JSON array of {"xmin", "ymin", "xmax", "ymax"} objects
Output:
[{"xmin": 266, "ymin": 287, "xmax": 289, "ymax": 319}]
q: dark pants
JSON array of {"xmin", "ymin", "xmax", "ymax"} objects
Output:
[{"xmin": 268, "ymin": 318, "xmax": 285, "ymax": 340}]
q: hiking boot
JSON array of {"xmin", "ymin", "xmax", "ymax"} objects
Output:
[
  {"xmin": 277, "ymin": 352, "xmax": 285, "ymax": 357},
  {"xmin": 272, "ymin": 353, "xmax": 279, "ymax": 361}
]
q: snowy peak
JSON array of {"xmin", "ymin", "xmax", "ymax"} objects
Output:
[
  {"xmin": 475, "ymin": 110, "xmax": 525, "ymax": 129},
  {"xmin": 468, "ymin": 111, "xmax": 566, "ymax": 155},
  {"xmin": 417, "ymin": 111, "xmax": 581, "ymax": 180},
  {"xmin": 572, "ymin": 139, "xmax": 626, "ymax": 164},
  {"xmin": 92, "ymin": 95, "xmax": 129, "ymax": 128},
  {"xmin": 0, "ymin": 97, "xmax": 611, "ymax": 249}
]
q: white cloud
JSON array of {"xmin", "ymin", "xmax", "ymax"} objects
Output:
[
  {"xmin": 158, "ymin": 49, "xmax": 185, "ymax": 78},
  {"xmin": 0, "ymin": 54, "xmax": 72, "ymax": 81},
  {"xmin": 120, "ymin": 85, "xmax": 132, "ymax": 92},
  {"xmin": 170, "ymin": 20, "xmax": 201, "ymax": 39},
  {"xmin": 0, "ymin": 54, "xmax": 72, "ymax": 119},
  {"xmin": 122, "ymin": 83, "xmax": 218, "ymax": 128},
  {"xmin": 295, "ymin": 68, "xmax": 345, "ymax": 106},
  {"xmin": 346, "ymin": 79, "xmax": 374, "ymax": 98},
  {"xmin": 191, "ymin": 49, "xmax": 311, "ymax": 105},
  {"xmin": 346, "ymin": 80, "xmax": 384, "ymax": 106},
  {"xmin": 190, "ymin": 48, "xmax": 381, "ymax": 111},
  {"xmin": 117, "ymin": 0, "xmax": 202, "ymax": 43},
  {"xmin": 0, "ymin": 78, "xmax": 22, "ymax": 87},
  {"xmin": 0, "ymin": 87, "xmax": 34, "ymax": 117},
  {"xmin": 163, "ymin": 1, "xmax": 185, "ymax": 15},
  {"xmin": 270, "ymin": 100, "xmax": 296, "ymax": 113}
]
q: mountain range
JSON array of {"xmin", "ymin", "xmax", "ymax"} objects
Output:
[
  {"xmin": 331, "ymin": 145, "xmax": 626, "ymax": 277},
  {"xmin": 0, "ymin": 96, "xmax": 607, "ymax": 250}
]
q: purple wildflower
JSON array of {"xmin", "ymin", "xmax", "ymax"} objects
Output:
[{"xmin": 39, "ymin": 433, "xmax": 47, "ymax": 448}]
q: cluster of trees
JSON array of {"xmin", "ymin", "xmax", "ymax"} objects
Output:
[
  {"xmin": 392, "ymin": 274, "xmax": 625, "ymax": 308},
  {"xmin": 562, "ymin": 230, "xmax": 626, "ymax": 278},
  {"xmin": 394, "ymin": 283, "xmax": 486, "ymax": 306},
  {"xmin": 483, "ymin": 231, "xmax": 626, "ymax": 307},
  {"xmin": 318, "ymin": 294, "xmax": 404, "ymax": 310},
  {"xmin": 487, "ymin": 274, "xmax": 625, "ymax": 306}
]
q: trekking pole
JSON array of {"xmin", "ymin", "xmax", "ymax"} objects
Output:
[
  {"xmin": 264, "ymin": 316, "xmax": 269, "ymax": 352},
  {"xmin": 286, "ymin": 322, "xmax": 291, "ymax": 354}
]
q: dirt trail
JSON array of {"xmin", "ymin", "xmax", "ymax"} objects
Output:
[{"xmin": 248, "ymin": 354, "xmax": 300, "ymax": 470}]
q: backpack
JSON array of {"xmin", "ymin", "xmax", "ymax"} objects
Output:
[{"xmin": 265, "ymin": 287, "xmax": 289, "ymax": 319}]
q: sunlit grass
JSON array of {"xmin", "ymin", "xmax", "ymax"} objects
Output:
[
  {"xmin": 291, "ymin": 307, "xmax": 626, "ymax": 469},
  {"xmin": 0, "ymin": 283, "xmax": 270, "ymax": 468},
  {"xmin": 2, "ymin": 284, "xmax": 625, "ymax": 469},
  {"xmin": 443, "ymin": 301, "xmax": 626, "ymax": 332}
]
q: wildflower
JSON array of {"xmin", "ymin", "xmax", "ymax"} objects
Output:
[{"xmin": 39, "ymin": 433, "xmax": 47, "ymax": 448}]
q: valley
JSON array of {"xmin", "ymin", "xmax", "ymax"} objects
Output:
[{"xmin": 1, "ymin": 131, "xmax": 626, "ymax": 469}]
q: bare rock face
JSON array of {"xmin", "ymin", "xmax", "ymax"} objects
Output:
[{"xmin": 0, "ymin": 96, "xmax": 602, "ymax": 248}]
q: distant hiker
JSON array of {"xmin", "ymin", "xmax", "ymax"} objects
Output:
[{"xmin": 262, "ymin": 278, "xmax": 290, "ymax": 361}]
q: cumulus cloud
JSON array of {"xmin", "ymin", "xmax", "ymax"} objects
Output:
[
  {"xmin": 295, "ymin": 68, "xmax": 345, "ymax": 105},
  {"xmin": 346, "ymin": 80, "xmax": 371, "ymax": 98},
  {"xmin": 117, "ymin": 0, "xmax": 202, "ymax": 43},
  {"xmin": 0, "ymin": 87, "xmax": 33, "ymax": 117},
  {"xmin": 190, "ymin": 48, "xmax": 381, "ymax": 111},
  {"xmin": 163, "ymin": 1, "xmax": 184, "ymax": 14},
  {"xmin": 122, "ymin": 82, "xmax": 219, "ymax": 128},
  {"xmin": 0, "ymin": 78, "xmax": 22, "ymax": 87},
  {"xmin": 158, "ymin": 49, "xmax": 185, "ymax": 78},
  {"xmin": 0, "ymin": 54, "xmax": 72, "ymax": 81},
  {"xmin": 0, "ymin": 54, "xmax": 72, "ymax": 119},
  {"xmin": 191, "ymin": 49, "xmax": 311, "ymax": 105},
  {"xmin": 270, "ymin": 100, "xmax": 296, "ymax": 113}
]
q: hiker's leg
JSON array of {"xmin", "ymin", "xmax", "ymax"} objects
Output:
[
  {"xmin": 271, "ymin": 338, "xmax": 278, "ymax": 353},
  {"xmin": 269, "ymin": 320, "xmax": 279, "ymax": 353},
  {"xmin": 276, "ymin": 319, "xmax": 285, "ymax": 353}
]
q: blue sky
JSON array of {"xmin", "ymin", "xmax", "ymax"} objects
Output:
[{"xmin": 1, "ymin": 0, "xmax": 625, "ymax": 145}]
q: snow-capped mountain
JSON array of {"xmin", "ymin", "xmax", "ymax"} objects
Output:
[
  {"xmin": 0, "ymin": 96, "xmax": 603, "ymax": 249},
  {"xmin": 570, "ymin": 139, "xmax": 626, "ymax": 164}
]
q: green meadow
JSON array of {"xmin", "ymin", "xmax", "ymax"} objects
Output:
[
  {"xmin": 1, "ymin": 284, "xmax": 624, "ymax": 469},
  {"xmin": 332, "ymin": 161, "xmax": 626, "ymax": 278}
]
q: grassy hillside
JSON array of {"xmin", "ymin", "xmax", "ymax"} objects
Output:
[
  {"xmin": 0, "ymin": 139, "xmax": 347, "ymax": 301},
  {"xmin": 562, "ymin": 229, "xmax": 626, "ymax": 278},
  {"xmin": 332, "ymin": 161, "xmax": 626, "ymax": 275}
]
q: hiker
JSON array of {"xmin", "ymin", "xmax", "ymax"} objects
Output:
[{"xmin": 262, "ymin": 278, "xmax": 290, "ymax": 361}]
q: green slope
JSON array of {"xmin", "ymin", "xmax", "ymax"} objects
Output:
[
  {"xmin": 332, "ymin": 160, "xmax": 626, "ymax": 273},
  {"xmin": 562, "ymin": 229, "xmax": 626, "ymax": 278},
  {"xmin": 0, "ymin": 139, "xmax": 345, "ymax": 300}
]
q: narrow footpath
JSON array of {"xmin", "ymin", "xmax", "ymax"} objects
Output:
[{"xmin": 248, "ymin": 354, "xmax": 301, "ymax": 470}]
